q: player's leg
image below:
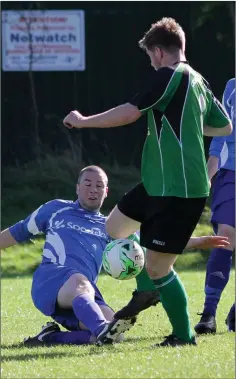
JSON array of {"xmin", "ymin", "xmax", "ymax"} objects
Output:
[
  {"xmin": 107, "ymin": 183, "xmax": 160, "ymax": 320},
  {"xmin": 146, "ymin": 249, "xmax": 196, "ymax": 346},
  {"xmin": 106, "ymin": 206, "xmax": 141, "ymax": 239},
  {"xmin": 225, "ymin": 303, "xmax": 235, "ymax": 332},
  {"xmin": 57, "ymin": 273, "xmax": 109, "ymax": 338},
  {"xmin": 25, "ymin": 285, "xmax": 120, "ymax": 346},
  {"xmin": 195, "ymin": 170, "xmax": 235, "ymax": 334},
  {"xmin": 24, "ymin": 321, "xmax": 94, "ymax": 346},
  {"xmin": 143, "ymin": 197, "xmax": 206, "ymax": 347},
  {"xmin": 28, "ymin": 266, "xmax": 110, "ymax": 345},
  {"xmin": 99, "ymin": 196, "xmax": 206, "ymax": 346}
]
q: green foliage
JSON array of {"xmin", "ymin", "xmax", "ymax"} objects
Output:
[
  {"xmin": 193, "ymin": 1, "xmax": 235, "ymax": 47},
  {"xmin": 1, "ymin": 239, "xmax": 44, "ymax": 277},
  {"xmin": 2, "ymin": 272, "xmax": 235, "ymax": 378}
]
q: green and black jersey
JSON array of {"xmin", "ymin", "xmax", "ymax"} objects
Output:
[{"xmin": 130, "ymin": 63, "xmax": 230, "ymax": 198}]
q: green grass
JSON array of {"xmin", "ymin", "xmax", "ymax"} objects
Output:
[{"xmin": 1, "ymin": 271, "xmax": 235, "ymax": 379}]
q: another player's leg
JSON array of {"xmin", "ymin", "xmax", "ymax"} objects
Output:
[
  {"xmin": 106, "ymin": 202, "xmax": 160, "ymax": 320},
  {"xmin": 24, "ymin": 321, "xmax": 94, "ymax": 346},
  {"xmin": 146, "ymin": 249, "xmax": 196, "ymax": 347},
  {"xmin": 56, "ymin": 273, "xmax": 113, "ymax": 339},
  {"xmin": 115, "ymin": 267, "xmax": 161, "ymax": 320},
  {"xmin": 116, "ymin": 232, "xmax": 160, "ymax": 319},
  {"xmin": 225, "ymin": 303, "xmax": 235, "ymax": 332},
  {"xmin": 147, "ymin": 197, "xmax": 206, "ymax": 347},
  {"xmin": 195, "ymin": 172, "xmax": 235, "ymax": 334},
  {"xmin": 24, "ymin": 302, "xmax": 126, "ymax": 346},
  {"xmin": 194, "ymin": 225, "xmax": 234, "ymax": 334}
]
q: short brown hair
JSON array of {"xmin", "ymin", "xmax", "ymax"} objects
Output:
[
  {"xmin": 139, "ymin": 17, "xmax": 185, "ymax": 52},
  {"xmin": 78, "ymin": 165, "xmax": 108, "ymax": 184}
]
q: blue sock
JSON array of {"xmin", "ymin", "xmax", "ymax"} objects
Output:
[
  {"xmin": 45, "ymin": 330, "xmax": 92, "ymax": 345},
  {"xmin": 72, "ymin": 294, "xmax": 107, "ymax": 336},
  {"xmin": 228, "ymin": 303, "xmax": 235, "ymax": 320},
  {"xmin": 204, "ymin": 248, "xmax": 233, "ymax": 316}
]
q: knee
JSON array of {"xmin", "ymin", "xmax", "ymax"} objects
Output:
[
  {"xmin": 71, "ymin": 274, "xmax": 94, "ymax": 297},
  {"xmin": 57, "ymin": 273, "xmax": 95, "ymax": 308},
  {"xmin": 145, "ymin": 250, "xmax": 174, "ymax": 279},
  {"xmin": 145, "ymin": 261, "xmax": 172, "ymax": 279}
]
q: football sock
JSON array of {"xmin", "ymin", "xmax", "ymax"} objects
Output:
[
  {"xmin": 51, "ymin": 310, "xmax": 80, "ymax": 331},
  {"xmin": 45, "ymin": 330, "xmax": 92, "ymax": 345},
  {"xmin": 153, "ymin": 270, "xmax": 194, "ymax": 341},
  {"xmin": 228, "ymin": 303, "xmax": 235, "ymax": 320},
  {"xmin": 135, "ymin": 266, "xmax": 157, "ymax": 292},
  {"xmin": 72, "ymin": 294, "xmax": 107, "ymax": 337},
  {"xmin": 203, "ymin": 248, "xmax": 233, "ymax": 316}
]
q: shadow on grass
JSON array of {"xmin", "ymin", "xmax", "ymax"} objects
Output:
[
  {"xmin": 1, "ymin": 335, "xmax": 157, "ymax": 351},
  {"xmin": 1, "ymin": 351, "xmax": 75, "ymax": 362},
  {"xmin": 1, "ymin": 331, "xmax": 230, "ymax": 362}
]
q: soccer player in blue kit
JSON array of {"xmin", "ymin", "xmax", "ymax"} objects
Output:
[
  {"xmin": 1, "ymin": 165, "xmax": 230, "ymax": 346},
  {"xmin": 195, "ymin": 78, "xmax": 235, "ymax": 334},
  {"xmin": 1, "ymin": 165, "xmax": 136, "ymax": 345}
]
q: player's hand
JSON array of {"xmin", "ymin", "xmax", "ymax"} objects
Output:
[
  {"xmin": 63, "ymin": 110, "xmax": 85, "ymax": 129},
  {"xmin": 196, "ymin": 235, "xmax": 230, "ymax": 249}
]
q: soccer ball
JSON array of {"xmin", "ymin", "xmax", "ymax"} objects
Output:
[{"xmin": 102, "ymin": 238, "xmax": 145, "ymax": 280}]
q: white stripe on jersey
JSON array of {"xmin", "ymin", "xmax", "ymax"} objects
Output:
[
  {"xmin": 220, "ymin": 141, "xmax": 229, "ymax": 168},
  {"xmin": 45, "ymin": 231, "xmax": 66, "ymax": 265},
  {"xmin": 49, "ymin": 206, "xmax": 74, "ymax": 228},
  {"xmin": 27, "ymin": 205, "xmax": 43, "ymax": 235},
  {"xmin": 42, "ymin": 248, "xmax": 57, "ymax": 263}
]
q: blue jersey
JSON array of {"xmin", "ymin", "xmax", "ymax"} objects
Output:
[
  {"xmin": 209, "ymin": 78, "xmax": 235, "ymax": 171},
  {"xmin": 9, "ymin": 199, "xmax": 111, "ymax": 283}
]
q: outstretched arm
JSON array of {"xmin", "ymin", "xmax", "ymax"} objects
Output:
[
  {"xmin": 63, "ymin": 103, "xmax": 141, "ymax": 129},
  {"xmin": 185, "ymin": 235, "xmax": 230, "ymax": 250},
  {"xmin": 0, "ymin": 228, "xmax": 18, "ymax": 249},
  {"xmin": 1, "ymin": 201, "xmax": 54, "ymax": 251}
]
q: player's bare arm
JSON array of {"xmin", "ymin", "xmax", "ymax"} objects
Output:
[
  {"xmin": 0, "ymin": 228, "xmax": 18, "ymax": 249},
  {"xmin": 63, "ymin": 103, "xmax": 141, "ymax": 129},
  {"xmin": 207, "ymin": 155, "xmax": 219, "ymax": 181},
  {"xmin": 185, "ymin": 235, "xmax": 230, "ymax": 250},
  {"xmin": 203, "ymin": 122, "xmax": 232, "ymax": 137}
]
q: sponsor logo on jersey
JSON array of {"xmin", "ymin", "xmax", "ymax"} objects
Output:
[{"xmin": 52, "ymin": 219, "xmax": 106, "ymax": 238}]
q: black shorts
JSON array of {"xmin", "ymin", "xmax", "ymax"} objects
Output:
[{"xmin": 117, "ymin": 182, "xmax": 207, "ymax": 254}]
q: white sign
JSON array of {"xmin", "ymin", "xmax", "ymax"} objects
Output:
[{"xmin": 2, "ymin": 10, "xmax": 85, "ymax": 71}]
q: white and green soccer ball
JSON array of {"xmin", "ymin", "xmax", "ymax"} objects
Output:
[{"xmin": 102, "ymin": 238, "xmax": 145, "ymax": 280}]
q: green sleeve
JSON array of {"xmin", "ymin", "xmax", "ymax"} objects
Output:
[{"xmin": 206, "ymin": 96, "xmax": 230, "ymax": 128}]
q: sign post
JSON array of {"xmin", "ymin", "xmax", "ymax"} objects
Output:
[{"xmin": 2, "ymin": 10, "xmax": 85, "ymax": 71}]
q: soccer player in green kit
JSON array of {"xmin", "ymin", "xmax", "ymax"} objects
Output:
[{"xmin": 63, "ymin": 18, "xmax": 232, "ymax": 347}]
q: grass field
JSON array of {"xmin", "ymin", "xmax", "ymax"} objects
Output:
[{"xmin": 2, "ymin": 268, "xmax": 235, "ymax": 379}]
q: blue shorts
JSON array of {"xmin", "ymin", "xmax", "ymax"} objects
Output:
[
  {"xmin": 31, "ymin": 263, "xmax": 109, "ymax": 331},
  {"xmin": 211, "ymin": 169, "xmax": 235, "ymax": 233}
]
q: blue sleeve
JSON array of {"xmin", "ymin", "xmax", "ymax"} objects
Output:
[
  {"xmin": 209, "ymin": 79, "xmax": 233, "ymax": 158},
  {"xmin": 209, "ymin": 136, "xmax": 226, "ymax": 158},
  {"xmin": 222, "ymin": 80, "xmax": 231, "ymax": 119},
  {"xmin": 9, "ymin": 201, "xmax": 55, "ymax": 243}
]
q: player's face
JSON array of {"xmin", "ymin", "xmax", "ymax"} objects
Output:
[
  {"xmin": 76, "ymin": 171, "xmax": 108, "ymax": 212},
  {"xmin": 146, "ymin": 48, "xmax": 162, "ymax": 70}
]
